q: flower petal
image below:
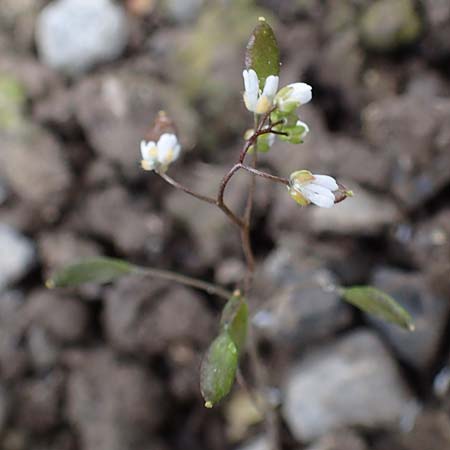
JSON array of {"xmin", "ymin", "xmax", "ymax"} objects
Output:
[
  {"xmin": 140, "ymin": 140, "xmax": 155, "ymax": 160},
  {"xmin": 312, "ymin": 174, "xmax": 338, "ymax": 191},
  {"xmin": 262, "ymin": 75, "xmax": 279, "ymax": 99},
  {"xmin": 288, "ymin": 82, "xmax": 312, "ymax": 105},
  {"xmin": 157, "ymin": 133, "xmax": 178, "ymax": 164},
  {"xmin": 243, "ymin": 69, "xmax": 259, "ymax": 112},
  {"xmin": 300, "ymin": 184, "xmax": 335, "ymax": 208}
]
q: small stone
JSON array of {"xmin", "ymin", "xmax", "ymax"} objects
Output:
[
  {"xmin": 253, "ymin": 237, "xmax": 351, "ymax": 345},
  {"xmin": 27, "ymin": 326, "xmax": 60, "ymax": 371},
  {"xmin": 332, "ymin": 136, "xmax": 391, "ymax": 190},
  {"xmin": 67, "ymin": 349, "xmax": 165, "ymax": 450},
  {"xmin": 314, "ymin": 29, "xmax": 364, "ymax": 115},
  {"xmin": 360, "ymin": 0, "xmax": 422, "ymax": 52},
  {"xmin": 38, "ymin": 231, "xmax": 102, "ymax": 278},
  {"xmin": 215, "ymin": 258, "xmax": 246, "ymax": 286},
  {"xmin": 0, "ymin": 124, "xmax": 73, "ymax": 217},
  {"xmin": 25, "ymin": 289, "xmax": 90, "ymax": 344},
  {"xmin": 0, "ymin": 178, "xmax": 8, "ymax": 205},
  {"xmin": 421, "ymin": 0, "xmax": 450, "ymax": 62},
  {"xmin": 308, "ymin": 184, "xmax": 400, "ymax": 235},
  {"xmin": 0, "ymin": 384, "xmax": 10, "ymax": 435},
  {"xmin": 306, "ymin": 430, "xmax": 368, "ymax": 450},
  {"xmin": 35, "ymin": 0, "xmax": 129, "ymax": 76},
  {"xmin": 283, "ymin": 330, "xmax": 415, "ymax": 441},
  {"xmin": 16, "ymin": 372, "xmax": 64, "ymax": 433},
  {"xmin": 104, "ymin": 277, "xmax": 214, "ymax": 356},
  {"xmin": 362, "ymin": 96, "xmax": 450, "ymax": 208},
  {"xmin": 0, "ymin": 290, "xmax": 29, "ymax": 379},
  {"xmin": 73, "ymin": 73, "xmax": 198, "ymax": 178},
  {"xmin": 373, "ymin": 409, "xmax": 450, "ymax": 450},
  {"xmin": 236, "ymin": 436, "xmax": 269, "ymax": 450},
  {"xmin": 370, "ymin": 267, "xmax": 450, "ymax": 370},
  {"xmin": 0, "ymin": 224, "xmax": 35, "ymax": 292},
  {"xmin": 164, "ymin": 0, "xmax": 204, "ymax": 23},
  {"xmin": 69, "ymin": 184, "xmax": 156, "ymax": 256}
]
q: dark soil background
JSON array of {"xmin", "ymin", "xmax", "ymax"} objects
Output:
[{"xmin": 1, "ymin": 0, "xmax": 450, "ymax": 449}]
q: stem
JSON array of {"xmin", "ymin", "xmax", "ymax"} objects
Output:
[
  {"xmin": 133, "ymin": 266, "xmax": 232, "ymax": 300},
  {"xmin": 159, "ymin": 171, "xmax": 244, "ymax": 228},
  {"xmin": 240, "ymin": 165, "xmax": 290, "ymax": 186},
  {"xmin": 241, "ymin": 114, "xmax": 259, "ymax": 294},
  {"xmin": 158, "ymin": 172, "xmax": 217, "ymax": 205},
  {"xmin": 217, "ymin": 164, "xmax": 245, "ymax": 228}
]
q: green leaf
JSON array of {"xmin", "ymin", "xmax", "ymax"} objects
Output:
[
  {"xmin": 46, "ymin": 257, "xmax": 136, "ymax": 288},
  {"xmin": 220, "ymin": 293, "xmax": 249, "ymax": 355},
  {"xmin": 245, "ymin": 17, "xmax": 280, "ymax": 89},
  {"xmin": 200, "ymin": 332, "xmax": 238, "ymax": 408},
  {"xmin": 341, "ymin": 286, "xmax": 415, "ymax": 331}
]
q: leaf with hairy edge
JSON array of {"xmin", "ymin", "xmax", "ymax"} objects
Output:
[
  {"xmin": 342, "ymin": 286, "xmax": 415, "ymax": 331},
  {"xmin": 245, "ymin": 17, "xmax": 280, "ymax": 89},
  {"xmin": 200, "ymin": 332, "xmax": 238, "ymax": 408},
  {"xmin": 46, "ymin": 257, "xmax": 136, "ymax": 288},
  {"xmin": 220, "ymin": 292, "xmax": 249, "ymax": 355}
]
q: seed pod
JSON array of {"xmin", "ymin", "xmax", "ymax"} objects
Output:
[{"xmin": 200, "ymin": 332, "xmax": 238, "ymax": 408}]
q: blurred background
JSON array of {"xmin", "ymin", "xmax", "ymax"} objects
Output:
[{"xmin": 1, "ymin": 0, "xmax": 450, "ymax": 449}]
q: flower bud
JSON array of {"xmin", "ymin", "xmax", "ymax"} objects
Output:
[
  {"xmin": 288, "ymin": 170, "xmax": 339, "ymax": 208},
  {"xmin": 275, "ymin": 82, "xmax": 312, "ymax": 113}
]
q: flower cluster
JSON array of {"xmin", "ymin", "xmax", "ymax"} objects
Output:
[
  {"xmin": 140, "ymin": 133, "xmax": 181, "ymax": 173},
  {"xmin": 241, "ymin": 69, "xmax": 344, "ymax": 208}
]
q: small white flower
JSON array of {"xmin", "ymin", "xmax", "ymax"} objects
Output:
[
  {"xmin": 275, "ymin": 82, "xmax": 312, "ymax": 113},
  {"xmin": 288, "ymin": 170, "xmax": 338, "ymax": 208},
  {"xmin": 140, "ymin": 133, "xmax": 181, "ymax": 172},
  {"xmin": 243, "ymin": 69, "xmax": 279, "ymax": 114}
]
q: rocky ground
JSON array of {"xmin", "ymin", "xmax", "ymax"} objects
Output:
[{"xmin": 1, "ymin": 0, "xmax": 450, "ymax": 449}]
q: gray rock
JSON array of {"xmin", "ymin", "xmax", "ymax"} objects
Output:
[
  {"xmin": 38, "ymin": 231, "xmax": 102, "ymax": 278},
  {"xmin": 16, "ymin": 371, "xmax": 64, "ymax": 433},
  {"xmin": 67, "ymin": 349, "xmax": 165, "ymax": 450},
  {"xmin": 164, "ymin": 0, "xmax": 204, "ymax": 23},
  {"xmin": 0, "ymin": 224, "xmax": 35, "ymax": 291},
  {"xmin": 306, "ymin": 430, "xmax": 368, "ymax": 450},
  {"xmin": 371, "ymin": 267, "xmax": 450, "ymax": 370},
  {"xmin": 27, "ymin": 326, "xmax": 60, "ymax": 371},
  {"xmin": 35, "ymin": 0, "xmax": 129, "ymax": 76},
  {"xmin": 236, "ymin": 436, "xmax": 269, "ymax": 450},
  {"xmin": 0, "ymin": 290, "xmax": 28, "ymax": 379},
  {"xmin": 0, "ymin": 178, "xmax": 8, "ymax": 205},
  {"xmin": 332, "ymin": 136, "xmax": 391, "ymax": 191},
  {"xmin": 314, "ymin": 29, "xmax": 364, "ymax": 113},
  {"xmin": 0, "ymin": 384, "xmax": 10, "ymax": 435},
  {"xmin": 253, "ymin": 237, "xmax": 351, "ymax": 345},
  {"xmin": 0, "ymin": 124, "xmax": 73, "ymax": 218},
  {"xmin": 25, "ymin": 430, "xmax": 78, "ymax": 450},
  {"xmin": 69, "ymin": 184, "xmax": 159, "ymax": 256},
  {"xmin": 25, "ymin": 289, "xmax": 90, "ymax": 344},
  {"xmin": 360, "ymin": 0, "xmax": 422, "ymax": 52},
  {"xmin": 283, "ymin": 330, "xmax": 415, "ymax": 441},
  {"xmin": 362, "ymin": 95, "xmax": 450, "ymax": 208},
  {"xmin": 308, "ymin": 184, "xmax": 400, "ymax": 235},
  {"xmin": 73, "ymin": 73, "xmax": 199, "ymax": 178},
  {"xmin": 104, "ymin": 277, "xmax": 214, "ymax": 356},
  {"xmin": 421, "ymin": 0, "xmax": 450, "ymax": 61},
  {"xmin": 373, "ymin": 409, "xmax": 450, "ymax": 450}
]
